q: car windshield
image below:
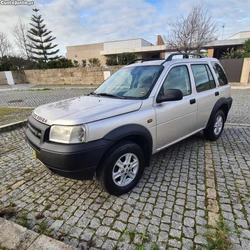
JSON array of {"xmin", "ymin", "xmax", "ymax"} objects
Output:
[{"xmin": 94, "ymin": 65, "xmax": 163, "ymax": 99}]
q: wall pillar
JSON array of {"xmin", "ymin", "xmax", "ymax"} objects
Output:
[
  {"xmin": 240, "ymin": 58, "xmax": 250, "ymax": 84},
  {"xmin": 103, "ymin": 67, "xmax": 111, "ymax": 80},
  {"xmin": 207, "ymin": 49, "xmax": 214, "ymax": 58}
]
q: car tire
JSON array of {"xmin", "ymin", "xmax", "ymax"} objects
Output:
[
  {"xmin": 204, "ymin": 110, "xmax": 225, "ymax": 141},
  {"xmin": 96, "ymin": 141, "xmax": 145, "ymax": 196}
]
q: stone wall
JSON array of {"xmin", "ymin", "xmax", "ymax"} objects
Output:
[
  {"xmin": 12, "ymin": 71, "xmax": 27, "ymax": 84},
  {"xmin": 10, "ymin": 60, "xmax": 250, "ymax": 85},
  {"xmin": 10, "ymin": 65, "xmax": 124, "ymax": 85},
  {"xmin": 24, "ymin": 67, "xmax": 104, "ymax": 85},
  {"xmin": 109, "ymin": 65, "xmax": 123, "ymax": 75},
  {"xmin": 0, "ymin": 72, "xmax": 7, "ymax": 85}
]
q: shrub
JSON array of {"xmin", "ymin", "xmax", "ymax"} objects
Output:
[
  {"xmin": 117, "ymin": 52, "xmax": 136, "ymax": 65},
  {"xmin": 221, "ymin": 47, "xmax": 244, "ymax": 59},
  {"xmin": 88, "ymin": 58, "xmax": 101, "ymax": 67},
  {"xmin": 73, "ymin": 60, "xmax": 80, "ymax": 67},
  {"xmin": 106, "ymin": 53, "xmax": 136, "ymax": 66},
  {"xmin": 82, "ymin": 59, "xmax": 86, "ymax": 67},
  {"xmin": 106, "ymin": 55, "xmax": 118, "ymax": 66}
]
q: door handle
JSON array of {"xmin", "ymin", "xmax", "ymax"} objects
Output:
[
  {"xmin": 215, "ymin": 91, "xmax": 219, "ymax": 96},
  {"xmin": 190, "ymin": 99, "xmax": 196, "ymax": 104}
]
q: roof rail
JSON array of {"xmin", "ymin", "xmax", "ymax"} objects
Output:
[
  {"xmin": 126, "ymin": 58, "xmax": 163, "ymax": 65},
  {"xmin": 161, "ymin": 53, "xmax": 204, "ymax": 65}
]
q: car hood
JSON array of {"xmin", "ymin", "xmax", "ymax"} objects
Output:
[{"xmin": 32, "ymin": 96, "xmax": 142, "ymax": 125}]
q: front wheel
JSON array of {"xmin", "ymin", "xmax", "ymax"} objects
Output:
[
  {"xmin": 204, "ymin": 110, "xmax": 225, "ymax": 141},
  {"xmin": 96, "ymin": 141, "xmax": 145, "ymax": 196}
]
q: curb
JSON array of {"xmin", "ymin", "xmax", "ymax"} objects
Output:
[
  {"xmin": 0, "ymin": 85, "xmax": 99, "ymax": 92},
  {"xmin": 0, "ymin": 120, "xmax": 27, "ymax": 133},
  {"xmin": 225, "ymin": 123, "xmax": 250, "ymax": 128},
  {"xmin": 231, "ymin": 85, "xmax": 250, "ymax": 89},
  {"xmin": 0, "ymin": 218, "xmax": 77, "ymax": 250}
]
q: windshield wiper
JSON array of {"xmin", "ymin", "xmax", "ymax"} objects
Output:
[
  {"xmin": 94, "ymin": 93, "xmax": 125, "ymax": 99},
  {"xmin": 89, "ymin": 92, "xmax": 98, "ymax": 96}
]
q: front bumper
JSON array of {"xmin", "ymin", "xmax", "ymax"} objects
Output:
[{"xmin": 25, "ymin": 116, "xmax": 113, "ymax": 180}]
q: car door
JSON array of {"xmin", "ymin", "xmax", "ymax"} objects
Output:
[
  {"xmin": 154, "ymin": 65, "xmax": 198, "ymax": 151},
  {"xmin": 190, "ymin": 64, "xmax": 219, "ymax": 129}
]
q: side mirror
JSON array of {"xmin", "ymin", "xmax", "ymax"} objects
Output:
[{"xmin": 156, "ymin": 89, "xmax": 183, "ymax": 103}]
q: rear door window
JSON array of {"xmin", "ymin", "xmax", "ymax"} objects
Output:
[{"xmin": 191, "ymin": 64, "xmax": 216, "ymax": 92}]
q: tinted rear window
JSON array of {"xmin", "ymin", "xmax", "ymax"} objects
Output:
[{"xmin": 212, "ymin": 62, "xmax": 228, "ymax": 86}]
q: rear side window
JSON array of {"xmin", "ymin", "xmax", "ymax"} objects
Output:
[
  {"xmin": 191, "ymin": 64, "xmax": 216, "ymax": 92},
  {"xmin": 211, "ymin": 62, "xmax": 228, "ymax": 86}
]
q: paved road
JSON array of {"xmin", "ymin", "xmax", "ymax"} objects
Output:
[
  {"xmin": 227, "ymin": 89, "xmax": 250, "ymax": 124},
  {"xmin": 0, "ymin": 88, "xmax": 93, "ymax": 108},
  {"xmin": 0, "ymin": 88, "xmax": 250, "ymax": 249},
  {"xmin": 0, "ymin": 88, "xmax": 249, "ymax": 124},
  {"xmin": 0, "ymin": 88, "xmax": 96, "ymax": 126}
]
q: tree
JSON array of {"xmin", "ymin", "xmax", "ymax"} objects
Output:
[
  {"xmin": 27, "ymin": 8, "xmax": 60, "ymax": 63},
  {"xmin": 243, "ymin": 38, "xmax": 250, "ymax": 57},
  {"xmin": 0, "ymin": 32, "xmax": 12, "ymax": 61},
  {"xmin": 165, "ymin": 5, "xmax": 217, "ymax": 52},
  {"xmin": 12, "ymin": 18, "xmax": 32, "ymax": 60}
]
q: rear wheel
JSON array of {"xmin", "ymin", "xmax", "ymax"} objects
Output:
[
  {"xmin": 97, "ymin": 141, "xmax": 145, "ymax": 196},
  {"xmin": 204, "ymin": 110, "xmax": 225, "ymax": 141}
]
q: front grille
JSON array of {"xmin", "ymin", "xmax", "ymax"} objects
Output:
[
  {"xmin": 28, "ymin": 123, "xmax": 42, "ymax": 139},
  {"xmin": 26, "ymin": 116, "xmax": 50, "ymax": 149}
]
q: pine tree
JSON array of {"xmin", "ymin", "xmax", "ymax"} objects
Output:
[{"xmin": 27, "ymin": 8, "xmax": 60, "ymax": 63}]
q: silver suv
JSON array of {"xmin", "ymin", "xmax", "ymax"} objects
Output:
[{"xmin": 26, "ymin": 53, "xmax": 232, "ymax": 195}]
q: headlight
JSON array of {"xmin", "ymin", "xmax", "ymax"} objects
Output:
[{"xmin": 49, "ymin": 125, "xmax": 87, "ymax": 144}]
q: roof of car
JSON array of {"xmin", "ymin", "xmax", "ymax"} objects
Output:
[
  {"xmin": 125, "ymin": 53, "xmax": 219, "ymax": 67},
  {"xmin": 125, "ymin": 57, "xmax": 219, "ymax": 68}
]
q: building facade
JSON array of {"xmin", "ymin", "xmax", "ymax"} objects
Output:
[
  {"xmin": 66, "ymin": 35, "xmax": 167, "ymax": 66},
  {"xmin": 206, "ymin": 31, "xmax": 250, "ymax": 59}
]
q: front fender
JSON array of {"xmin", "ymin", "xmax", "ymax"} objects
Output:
[
  {"xmin": 104, "ymin": 124, "xmax": 152, "ymax": 146},
  {"xmin": 103, "ymin": 124, "xmax": 153, "ymax": 166}
]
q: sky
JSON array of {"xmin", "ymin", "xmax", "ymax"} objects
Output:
[{"xmin": 0, "ymin": 0, "xmax": 250, "ymax": 57}]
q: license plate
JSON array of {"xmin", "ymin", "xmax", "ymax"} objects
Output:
[{"xmin": 33, "ymin": 150, "xmax": 37, "ymax": 160}]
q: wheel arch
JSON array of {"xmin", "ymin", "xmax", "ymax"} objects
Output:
[
  {"xmin": 102, "ymin": 124, "xmax": 153, "ymax": 167},
  {"xmin": 205, "ymin": 97, "xmax": 232, "ymax": 130}
]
